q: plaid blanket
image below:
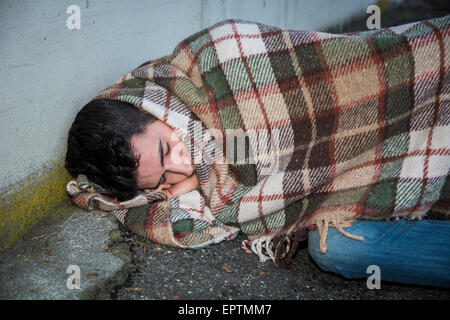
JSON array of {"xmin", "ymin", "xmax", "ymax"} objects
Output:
[{"xmin": 67, "ymin": 16, "xmax": 450, "ymax": 267}]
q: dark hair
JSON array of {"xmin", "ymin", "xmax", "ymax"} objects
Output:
[{"xmin": 65, "ymin": 98, "xmax": 157, "ymax": 201}]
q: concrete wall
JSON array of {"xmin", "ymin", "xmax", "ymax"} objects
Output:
[{"xmin": 0, "ymin": 0, "xmax": 376, "ymax": 250}]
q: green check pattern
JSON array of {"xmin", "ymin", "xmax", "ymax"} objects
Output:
[{"xmin": 68, "ymin": 16, "xmax": 450, "ymax": 266}]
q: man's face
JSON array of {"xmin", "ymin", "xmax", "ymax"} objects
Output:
[{"xmin": 131, "ymin": 120, "xmax": 195, "ymax": 191}]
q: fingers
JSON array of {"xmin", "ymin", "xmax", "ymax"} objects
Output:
[
  {"xmin": 143, "ymin": 187, "xmax": 172, "ymax": 200},
  {"xmin": 143, "ymin": 184, "xmax": 171, "ymax": 193},
  {"xmin": 161, "ymin": 190, "xmax": 172, "ymax": 199}
]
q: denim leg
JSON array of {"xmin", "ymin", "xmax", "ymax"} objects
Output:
[{"xmin": 308, "ymin": 219, "xmax": 450, "ymax": 288}]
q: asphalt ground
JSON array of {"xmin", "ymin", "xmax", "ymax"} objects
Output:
[{"xmin": 112, "ymin": 229, "xmax": 450, "ymax": 300}]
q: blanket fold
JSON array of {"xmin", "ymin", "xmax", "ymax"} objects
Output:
[{"xmin": 67, "ymin": 16, "xmax": 450, "ymax": 266}]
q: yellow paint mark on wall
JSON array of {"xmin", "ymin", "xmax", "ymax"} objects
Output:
[{"xmin": 0, "ymin": 157, "xmax": 73, "ymax": 251}]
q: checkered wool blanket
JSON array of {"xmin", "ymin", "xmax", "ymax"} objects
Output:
[{"xmin": 67, "ymin": 16, "xmax": 450, "ymax": 267}]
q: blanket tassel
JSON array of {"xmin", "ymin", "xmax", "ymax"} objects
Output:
[
  {"xmin": 316, "ymin": 215, "xmax": 364, "ymax": 253},
  {"xmin": 241, "ymin": 236, "xmax": 278, "ymax": 263},
  {"xmin": 241, "ymin": 214, "xmax": 365, "ymax": 265},
  {"xmin": 241, "ymin": 226, "xmax": 309, "ymax": 268}
]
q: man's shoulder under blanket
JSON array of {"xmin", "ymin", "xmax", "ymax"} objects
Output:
[{"xmin": 74, "ymin": 15, "xmax": 450, "ymax": 265}]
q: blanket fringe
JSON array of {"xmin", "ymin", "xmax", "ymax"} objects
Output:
[
  {"xmin": 312, "ymin": 212, "xmax": 364, "ymax": 253},
  {"xmin": 241, "ymin": 235, "xmax": 295, "ymax": 263},
  {"xmin": 243, "ymin": 207, "xmax": 442, "ymax": 266},
  {"xmin": 242, "ymin": 225, "xmax": 307, "ymax": 267},
  {"xmin": 272, "ymin": 224, "xmax": 309, "ymax": 268},
  {"xmin": 243, "ymin": 210, "xmax": 366, "ymax": 267},
  {"xmin": 241, "ymin": 236, "xmax": 277, "ymax": 263}
]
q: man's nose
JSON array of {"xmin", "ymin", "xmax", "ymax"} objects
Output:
[{"xmin": 164, "ymin": 144, "xmax": 193, "ymax": 176}]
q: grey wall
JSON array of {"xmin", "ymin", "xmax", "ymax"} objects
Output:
[{"xmin": 0, "ymin": 0, "xmax": 375, "ymax": 191}]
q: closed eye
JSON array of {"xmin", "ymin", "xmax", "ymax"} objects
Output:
[
  {"xmin": 161, "ymin": 142, "xmax": 170, "ymax": 183},
  {"xmin": 159, "ymin": 142, "xmax": 170, "ymax": 185},
  {"xmin": 152, "ymin": 141, "xmax": 171, "ymax": 190},
  {"xmin": 166, "ymin": 141, "xmax": 170, "ymax": 157}
]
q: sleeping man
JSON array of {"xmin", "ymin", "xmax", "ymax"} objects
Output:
[{"xmin": 65, "ymin": 17, "xmax": 450, "ymax": 288}]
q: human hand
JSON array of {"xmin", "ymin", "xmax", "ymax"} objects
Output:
[
  {"xmin": 156, "ymin": 183, "xmax": 173, "ymax": 199},
  {"xmin": 144, "ymin": 183, "xmax": 173, "ymax": 199}
]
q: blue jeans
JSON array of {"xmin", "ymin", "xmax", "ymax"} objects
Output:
[{"xmin": 308, "ymin": 219, "xmax": 450, "ymax": 288}]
